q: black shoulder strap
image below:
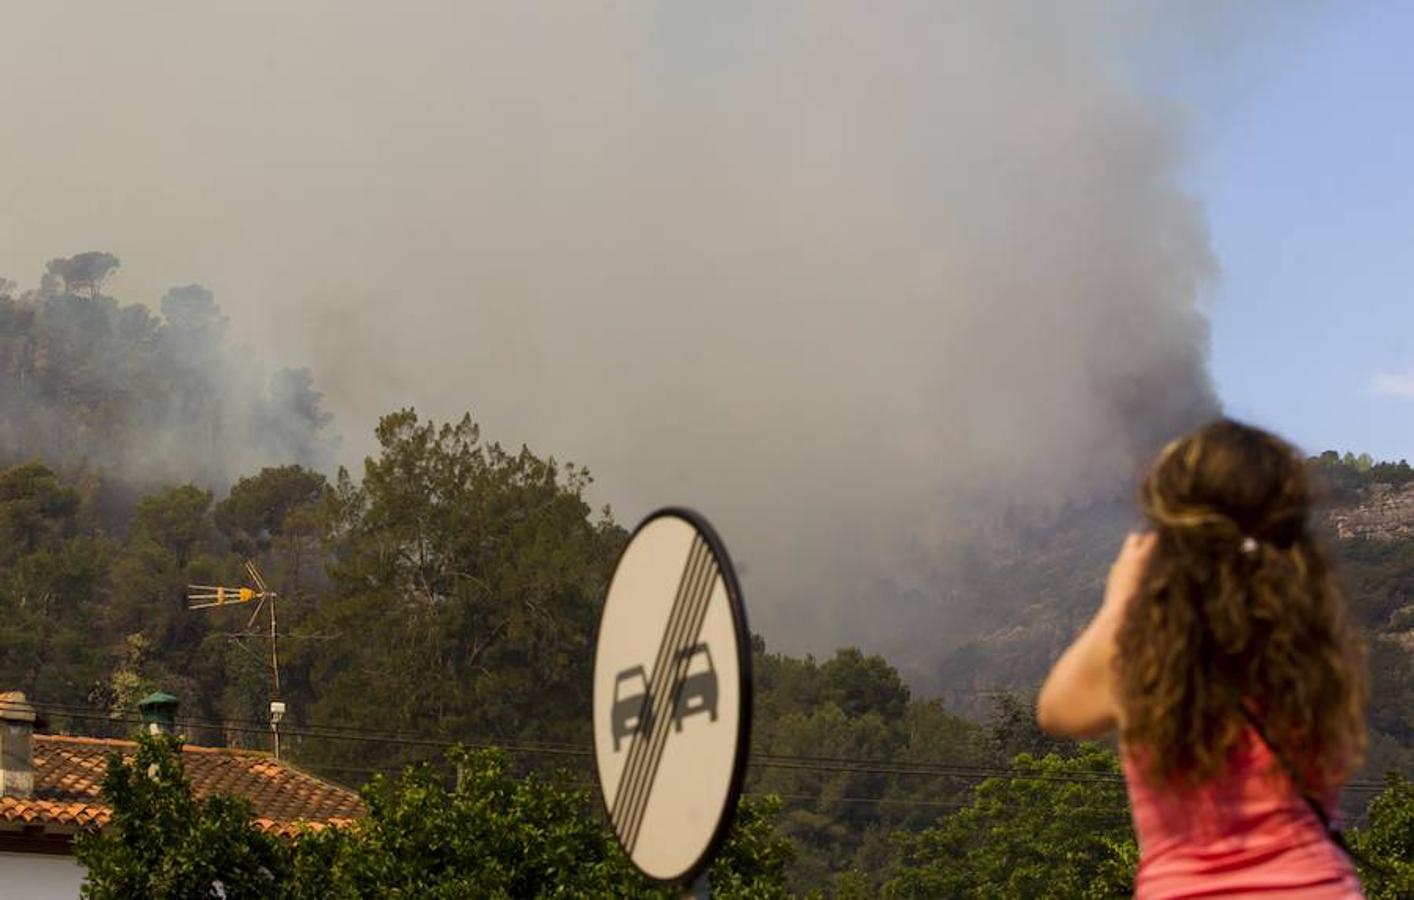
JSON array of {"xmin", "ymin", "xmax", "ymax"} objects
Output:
[
  {"xmin": 1236, "ymin": 706, "xmax": 1377, "ymax": 874},
  {"xmin": 1194, "ymin": 608, "xmax": 1379, "ymax": 876}
]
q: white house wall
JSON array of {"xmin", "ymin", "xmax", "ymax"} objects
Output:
[{"xmin": 0, "ymin": 852, "xmax": 85, "ymax": 899}]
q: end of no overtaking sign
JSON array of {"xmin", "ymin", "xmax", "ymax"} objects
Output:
[{"xmin": 592, "ymin": 508, "xmax": 752, "ymax": 890}]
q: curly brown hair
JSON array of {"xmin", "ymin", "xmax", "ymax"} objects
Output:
[{"xmin": 1116, "ymin": 419, "xmax": 1366, "ymax": 793}]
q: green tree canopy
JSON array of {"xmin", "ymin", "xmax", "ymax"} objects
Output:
[
  {"xmin": 1349, "ymin": 773, "xmax": 1414, "ymax": 900},
  {"xmin": 214, "ymin": 465, "xmax": 328, "ymax": 552},
  {"xmin": 0, "ymin": 461, "xmax": 104, "ymax": 705},
  {"xmin": 883, "ymin": 745, "xmax": 1136, "ymax": 900},
  {"xmin": 292, "ymin": 747, "xmax": 793, "ymax": 899},
  {"xmin": 132, "ymin": 485, "xmax": 214, "ymax": 569},
  {"xmin": 291, "ymin": 409, "xmax": 625, "ymax": 772},
  {"xmin": 822, "ymin": 647, "xmax": 911, "ymax": 720},
  {"xmin": 76, "ymin": 733, "xmax": 287, "ymax": 899},
  {"xmin": 0, "ymin": 461, "xmax": 79, "ymax": 560},
  {"xmin": 78, "ymin": 734, "xmax": 793, "ymax": 899},
  {"xmin": 46, "ymin": 251, "xmax": 120, "ymax": 298}
]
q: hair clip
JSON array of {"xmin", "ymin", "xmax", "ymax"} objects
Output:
[{"xmin": 1240, "ymin": 536, "xmax": 1259, "ymax": 554}]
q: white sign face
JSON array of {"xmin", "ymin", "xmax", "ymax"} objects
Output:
[{"xmin": 593, "ymin": 510, "xmax": 751, "ymax": 885}]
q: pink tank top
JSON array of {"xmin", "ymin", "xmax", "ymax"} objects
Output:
[{"xmin": 1121, "ymin": 730, "xmax": 1363, "ymax": 899}]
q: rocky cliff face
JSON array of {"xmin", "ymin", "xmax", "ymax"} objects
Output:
[
  {"xmin": 1329, "ymin": 483, "xmax": 1414, "ymax": 541},
  {"xmin": 916, "ymin": 487, "xmax": 1414, "ymax": 718}
]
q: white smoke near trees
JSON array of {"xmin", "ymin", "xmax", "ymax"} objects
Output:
[
  {"xmin": 0, "ymin": 2, "xmax": 1237, "ymax": 658},
  {"xmin": 0, "ymin": 258, "xmax": 335, "ymax": 493}
]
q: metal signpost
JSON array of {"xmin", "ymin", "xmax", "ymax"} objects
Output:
[{"xmin": 593, "ymin": 509, "xmax": 752, "ymax": 897}]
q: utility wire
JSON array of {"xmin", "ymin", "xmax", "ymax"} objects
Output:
[
  {"xmin": 35, "ymin": 704, "xmax": 1389, "ymax": 826},
  {"xmin": 28, "ymin": 705, "xmax": 1138, "ymax": 787},
  {"xmin": 33, "ymin": 702, "xmax": 1400, "ymax": 793}
]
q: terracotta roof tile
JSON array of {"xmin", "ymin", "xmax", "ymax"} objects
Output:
[{"xmin": 0, "ymin": 735, "xmax": 364, "ymax": 838}]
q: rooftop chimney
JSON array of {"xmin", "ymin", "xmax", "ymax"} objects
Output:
[
  {"xmin": 0, "ymin": 691, "xmax": 36, "ymax": 798},
  {"xmin": 137, "ymin": 691, "xmax": 179, "ymax": 736}
]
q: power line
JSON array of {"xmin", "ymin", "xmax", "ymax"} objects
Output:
[
  {"xmin": 38, "ymin": 706, "xmax": 1139, "ymax": 798},
  {"xmin": 33, "ymin": 702, "xmax": 1402, "ymax": 792},
  {"xmin": 35, "ymin": 701, "xmax": 589, "ymax": 752},
  {"xmin": 29, "ymin": 705, "xmax": 1128, "ymax": 785},
  {"xmin": 33, "ymin": 703, "xmax": 1391, "ymax": 831}
]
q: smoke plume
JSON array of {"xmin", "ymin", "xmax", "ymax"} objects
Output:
[
  {"xmin": 1, "ymin": 3, "xmax": 1224, "ymax": 658},
  {"xmin": 0, "ymin": 258, "xmax": 335, "ymax": 494}
]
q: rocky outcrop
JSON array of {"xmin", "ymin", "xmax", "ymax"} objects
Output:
[{"xmin": 1329, "ymin": 483, "xmax": 1414, "ymax": 541}]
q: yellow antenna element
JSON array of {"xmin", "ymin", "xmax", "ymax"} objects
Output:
[{"xmin": 185, "ymin": 566, "xmax": 273, "ymax": 611}]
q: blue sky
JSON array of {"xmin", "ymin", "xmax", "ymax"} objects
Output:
[{"xmin": 1178, "ymin": 1, "xmax": 1414, "ymax": 461}]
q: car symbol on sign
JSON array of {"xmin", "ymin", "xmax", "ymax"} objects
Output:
[
  {"xmin": 672, "ymin": 643, "xmax": 718, "ymax": 731},
  {"xmin": 611, "ymin": 665, "xmax": 652, "ymax": 752}
]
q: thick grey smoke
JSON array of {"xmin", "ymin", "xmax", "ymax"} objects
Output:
[
  {"xmin": 0, "ymin": 257, "xmax": 335, "ymax": 491},
  {"xmin": 1, "ymin": 3, "xmax": 1226, "ymax": 656}
]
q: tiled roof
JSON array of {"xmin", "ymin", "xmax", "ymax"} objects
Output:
[{"xmin": 0, "ymin": 734, "xmax": 364, "ymax": 839}]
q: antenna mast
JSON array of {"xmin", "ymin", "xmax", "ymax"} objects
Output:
[{"xmin": 187, "ymin": 561, "xmax": 285, "ymax": 757}]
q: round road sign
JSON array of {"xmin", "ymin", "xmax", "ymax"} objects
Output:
[{"xmin": 592, "ymin": 508, "xmax": 752, "ymax": 885}]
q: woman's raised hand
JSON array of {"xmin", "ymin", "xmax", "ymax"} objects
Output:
[{"xmin": 1103, "ymin": 531, "xmax": 1158, "ymax": 614}]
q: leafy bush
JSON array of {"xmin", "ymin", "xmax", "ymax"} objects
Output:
[{"xmin": 77, "ymin": 733, "xmax": 794, "ymax": 899}]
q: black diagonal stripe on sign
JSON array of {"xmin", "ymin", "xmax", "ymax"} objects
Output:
[
  {"xmin": 622, "ymin": 546, "xmax": 720, "ymax": 854},
  {"xmin": 609, "ymin": 534, "xmax": 708, "ymax": 825},
  {"xmin": 618, "ymin": 539, "xmax": 715, "ymax": 850},
  {"xmin": 611, "ymin": 536, "xmax": 703, "ymax": 840},
  {"xmin": 612, "ymin": 535, "xmax": 713, "ymax": 847},
  {"xmin": 613, "ymin": 537, "xmax": 712, "ymax": 854},
  {"xmin": 620, "ymin": 544, "xmax": 717, "ymax": 855}
]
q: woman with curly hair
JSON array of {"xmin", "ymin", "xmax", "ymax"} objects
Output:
[{"xmin": 1038, "ymin": 419, "xmax": 1367, "ymax": 898}]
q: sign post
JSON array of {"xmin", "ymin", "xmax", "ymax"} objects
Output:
[{"xmin": 593, "ymin": 509, "xmax": 753, "ymax": 893}]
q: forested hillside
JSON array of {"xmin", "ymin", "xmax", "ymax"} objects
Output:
[
  {"xmin": 0, "ymin": 253, "xmax": 332, "ymax": 493},
  {"xmin": 909, "ymin": 456, "xmax": 1414, "ymax": 781},
  {"xmin": 1, "ymin": 255, "xmax": 1410, "ymax": 894}
]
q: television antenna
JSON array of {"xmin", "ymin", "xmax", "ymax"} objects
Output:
[{"xmin": 187, "ymin": 561, "xmax": 288, "ymax": 758}]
